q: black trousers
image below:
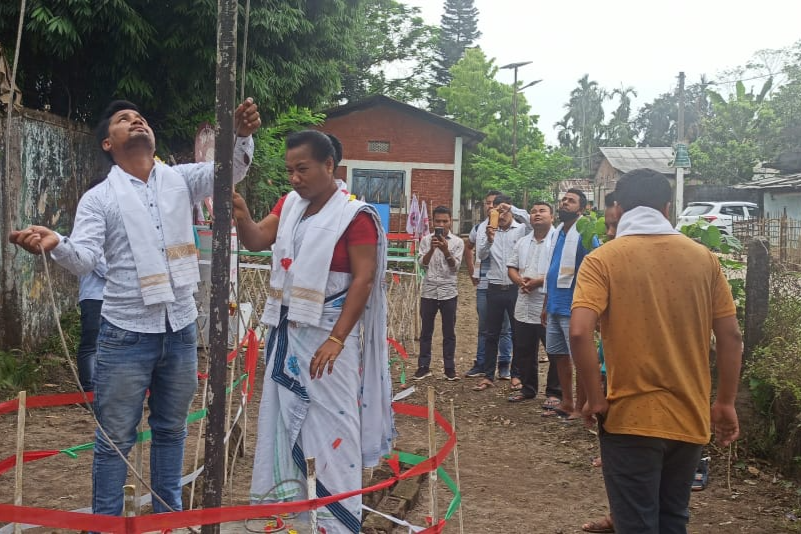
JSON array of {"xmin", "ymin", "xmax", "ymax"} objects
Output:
[
  {"xmin": 511, "ymin": 321, "xmax": 545, "ymax": 398},
  {"xmin": 545, "ymin": 354, "xmax": 562, "ymax": 399},
  {"xmin": 418, "ymin": 296, "xmax": 457, "ymax": 371},
  {"xmin": 600, "ymin": 430, "xmax": 702, "ymax": 534},
  {"xmin": 482, "ymin": 284, "xmax": 517, "ymax": 381}
]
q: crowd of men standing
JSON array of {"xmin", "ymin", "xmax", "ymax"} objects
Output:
[{"xmin": 412, "ymin": 171, "xmax": 742, "ymax": 534}]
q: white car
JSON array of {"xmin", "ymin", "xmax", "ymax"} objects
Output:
[{"xmin": 675, "ymin": 201, "xmax": 759, "ymax": 235}]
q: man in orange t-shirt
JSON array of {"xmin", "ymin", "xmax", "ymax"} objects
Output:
[{"xmin": 570, "ymin": 168, "xmax": 742, "ymax": 534}]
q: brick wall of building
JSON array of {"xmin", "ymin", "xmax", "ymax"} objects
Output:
[
  {"xmin": 321, "ymin": 105, "xmax": 456, "ymax": 165},
  {"xmin": 411, "ymin": 168, "xmax": 454, "ymax": 214}
]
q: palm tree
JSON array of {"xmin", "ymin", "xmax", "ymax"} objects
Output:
[{"xmin": 559, "ymin": 74, "xmax": 608, "ymax": 173}]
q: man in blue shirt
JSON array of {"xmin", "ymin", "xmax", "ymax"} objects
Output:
[{"xmin": 542, "ymin": 188, "xmax": 598, "ymax": 419}]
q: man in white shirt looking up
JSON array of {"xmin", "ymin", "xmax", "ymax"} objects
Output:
[
  {"xmin": 473, "ymin": 194, "xmax": 529, "ymax": 391},
  {"xmin": 413, "ymin": 205, "xmax": 465, "ymax": 381},
  {"xmin": 8, "ymin": 98, "xmax": 261, "ymax": 523},
  {"xmin": 506, "ymin": 201, "xmax": 556, "ymax": 402}
]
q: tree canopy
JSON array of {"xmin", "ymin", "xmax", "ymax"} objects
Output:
[
  {"xmin": 429, "ymin": 0, "xmax": 480, "ymax": 114},
  {"xmin": 337, "ymin": 0, "xmax": 438, "ymax": 104},
  {"xmin": 0, "ymin": 0, "xmax": 360, "ymax": 147},
  {"xmin": 438, "ymin": 47, "xmax": 569, "ymax": 204}
]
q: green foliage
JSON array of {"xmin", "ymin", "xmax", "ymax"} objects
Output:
[
  {"xmin": 437, "ymin": 48, "xmax": 567, "ymax": 206},
  {"xmin": 0, "ymin": 349, "xmax": 42, "ymax": 396},
  {"xmin": 633, "ymin": 78, "xmax": 713, "ymax": 147},
  {"xmin": 0, "ymin": 309, "xmax": 80, "ymax": 397},
  {"xmin": 678, "ymin": 220, "xmax": 743, "ymax": 254},
  {"xmin": 242, "ymin": 107, "xmax": 326, "ymax": 219},
  {"xmin": 429, "ymin": 0, "xmax": 480, "ymax": 113},
  {"xmin": 0, "ymin": 1, "xmax": 360, "ymax": 147},
  {"xmin": 338, "ymin": 0, "xmax": 438, "ymax": 104},
  {"xmin": 594, "ymin": 216, "xmax": 608, "ymax": 242},
  {"xmin": 689, "ymin": 78, "xmax": 780, "ymax": 184},
  {"xmin": 556, "ymin": 75, "xmax": 607, "ymax": 174},
  {"xmin": 35, "ymin": 309, "xmax": 81, "ymax": 357},
  {"xmin": 575, "ymin": 212, "xmax": 600, "ymax": 251},
  {"xmin": 747, "ymin": 294, "xmax": 801, "ymax": 410}
]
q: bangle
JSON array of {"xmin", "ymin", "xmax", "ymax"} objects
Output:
[{"xmin": 328, "ymin": 335, "xmax": 345, "ymax": 348}]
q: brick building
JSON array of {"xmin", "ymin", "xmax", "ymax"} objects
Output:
[{"xmin": 317, "ymin": 95, "xmax": 484, "ymax": 232}]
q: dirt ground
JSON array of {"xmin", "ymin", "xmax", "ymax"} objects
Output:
[{"xmin": 1, "ymin": 271, "xmax": 800, "ymax": 533}]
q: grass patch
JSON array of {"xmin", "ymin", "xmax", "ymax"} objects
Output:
[{"xmin": 0, "ymin": 308, "xmax": 82, "ymax": 400}]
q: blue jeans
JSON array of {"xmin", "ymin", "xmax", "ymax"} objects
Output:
[
  {"xmin": 78, "ymin": 299, "xmax": 103, "ymax": 392},
  {"xmin": 91, "ymin": 319, "xmax": 198, "ymax": 519},
  {"xmin": 474, "ymin": 288, "xmax": 512, "ymax": 369}
]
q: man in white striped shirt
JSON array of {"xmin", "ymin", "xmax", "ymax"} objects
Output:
[{"xmin": 8, "ymin": 98, "xmax": 260, "ymax": 522}]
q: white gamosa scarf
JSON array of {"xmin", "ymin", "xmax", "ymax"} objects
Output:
[{"xmin": 108, "ymin": 163, "xmax": 199, "ymax": 305}]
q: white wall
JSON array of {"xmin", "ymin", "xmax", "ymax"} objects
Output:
[{"xmin": 764, "ymin": 191, "xmax": 801, "ymax": 219}]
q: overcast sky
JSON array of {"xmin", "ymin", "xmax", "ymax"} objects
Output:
[{"xmin": 409, "ymin": 0, "xmax": 800, "ymax": 144}]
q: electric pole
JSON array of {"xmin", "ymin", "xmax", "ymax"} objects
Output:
[
  {"xmin": 676, "ymin": 71, "xmax": 686, "ymax": 219},
  {"xmin": 202, "ymin": 0, "xmax": 237, "ymax": 531}
]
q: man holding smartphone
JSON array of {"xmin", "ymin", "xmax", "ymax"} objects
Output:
[{"xmin": 413, "ymin": 205, "xmax": 464, "ymax": 381}]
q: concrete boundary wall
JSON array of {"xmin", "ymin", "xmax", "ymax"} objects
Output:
[{"xmin": 1, "ymin": 108, "xmax": 104, "ymax": 350}]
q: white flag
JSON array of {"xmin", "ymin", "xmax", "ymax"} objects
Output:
[
  {"xmin": 418, "ymin": 200, "xmax": 430, "ymax": 237},
  {"xmin": 406, "ymin": 194, "xmax": 420, "ymax": 236}
]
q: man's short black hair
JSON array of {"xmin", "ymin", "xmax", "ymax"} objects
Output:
[
  {"xmin": 485, "ymin": 190, "xmax": 502, "ymax": 198},
  {"xmin": 493, "ymin": 194, "xmax": 513, "ymax": 207},
  {"xmin": 433, "ymin": 205, "xmax": 451, "ymax": 217},
  {"xmin": 566, "ymin": 188, "xmax": 588, "ymax": 209},
  {"xmin": 615, "ymin": 168, "xmax": 672, "ymax": 212},
  {"xmin": 604, "ymin": 191, "xmax": 616, "ymax": 207},
  {"xmin": 532, "ymin": 200, "xmax": 553, "ymax": 214},
  {"xmin": 95, "ymin": 100, "xmax": 142, "ymax": 164}
]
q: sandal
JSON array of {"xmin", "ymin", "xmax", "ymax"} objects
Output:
[
  {"xmin": 507, "ymin": 391, "xmax": 534, "ymax": 403},
  {"xmin": 510, "ymin": 378, "xmax": 523, "ymax": 390},
  {"xmin": 542, "ymin": 396, "xmax": 561, "ymax": 410},
  {"xmin": 692, "ymin": 457, "xmax": 709, "ymax": 491},
  {"xmin": 582, "ymin": 515, "xmax": 615, "ymax": 533},
  {"xmin": 472, "ymin": 380, "xmax": 494, "ymax": 392}
]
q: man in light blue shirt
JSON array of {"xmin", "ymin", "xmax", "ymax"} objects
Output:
[{"xmin": 8, "ymin": 98, "xmax": 261, "ymax": 522}]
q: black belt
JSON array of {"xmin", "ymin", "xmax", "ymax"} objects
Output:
[{"xmin": 488, "ymin": 283, "xmax": 514, "ymax": 291}]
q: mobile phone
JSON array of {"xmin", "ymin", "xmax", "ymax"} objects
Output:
[
  {"xmin": 434, "ymin": 227, "xmax": 444, "ymax": 238},
  {"xmin": 489, "ymin": 208, "xmax": 499, "ymax": 229}
]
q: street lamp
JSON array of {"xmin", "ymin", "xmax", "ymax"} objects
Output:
[{"xmin": 501, "ymin": 61, "xmax": 535, "ymax": 167}]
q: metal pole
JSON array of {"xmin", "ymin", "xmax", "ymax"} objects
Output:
[
  {"xmin": 202, "ymin": 0, "xmax": 237, "ymax": 531},
  {"xmin": 675, "ymin": 72, "xmax": 686, "ymax": 217},
  {"xmin": 511, "ymin": 66, "xmax": 519, "ymax": 168}
]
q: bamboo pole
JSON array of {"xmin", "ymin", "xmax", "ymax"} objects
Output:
[
  {"xmin": 14, "ymin": 390, "xmax": 26, "ymax": 534},
  {"xmin": 427, "ymin": 386, "xmax": 438, "ymax": 525},
  {"xmin": 306, "ymin": 457, "xmax": 318, "ymax": 534},
  {"xmin": 133, "ymin": 420, "xmax": 144, "ymax": 514},
  {"xmin": 449, "ymin": 399, "xmax": 464, "ymax": 534},
  {"xmin": 190, "ymin": 321, "xmax": 211, "ymax": 510},
  {"xmin": 123, "ymin": 485, "xmax": 136, "ymax": 517}
]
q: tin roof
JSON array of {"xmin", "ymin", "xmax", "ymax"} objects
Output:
[
  {"xmin": 599, "ymin": 147, "xmax": 675, "ymax": 174},
  {"xmin": 733, "ymin": 173, "xmax": 801, "ymax": 190}
]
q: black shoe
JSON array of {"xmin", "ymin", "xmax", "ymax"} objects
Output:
[
  {"xmin": 464, "ymin": 366, "xmax": 484, "ymax": 378},
  {"xmin": 413, "ymin": 367, "xmax": 433, "ymax": 380},
  {"xmin": 445, "ymin": 369, "xmax": 461, "ymax": 381}
]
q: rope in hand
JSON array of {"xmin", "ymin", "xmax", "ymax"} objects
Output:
[{"xmin": 38, "ymin": 243, "xmax": 200, "ymax": 534}]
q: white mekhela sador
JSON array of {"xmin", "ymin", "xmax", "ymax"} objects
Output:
[{"xmin": 251, "ymin": 185, "xmax": 394, "ymax": 533}]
